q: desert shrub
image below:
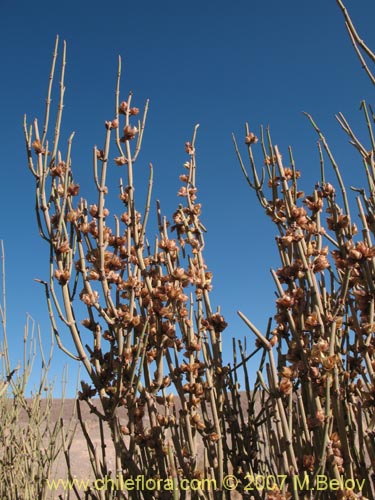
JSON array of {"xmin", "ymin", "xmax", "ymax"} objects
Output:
[
  {"xmin": 232, "ymin": 115, "xmax": 375, "ymax": 499},
  {"xmin": 229, "ymin": 3, "xmax": 375, "ymax": 498},
  {"xmin": 24, "ymin": 38, "xmax": 232, "ymax": 500}
]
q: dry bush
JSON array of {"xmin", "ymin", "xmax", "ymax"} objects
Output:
[
  {"xmin": 229, "ymin": 3, "xmax": 375, "ymax": 499},
  {"xmin": 24, "ymin": 37, "xmax": 232, "ymax": 500},
  {"xmin": 233, "ymin": 114, "xmax": 375, "ymax": 500}
]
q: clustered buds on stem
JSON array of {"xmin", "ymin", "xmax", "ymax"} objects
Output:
[{"xmin": 120, "ymin": 125, "xmax": 138, "ymax": 142}]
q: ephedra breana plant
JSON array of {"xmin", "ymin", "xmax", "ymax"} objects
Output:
[
  {"xmin": 24, "ymin": 37, "xmax": 230, "ymax": 500},
  {"xmin": 22, "ymin": 1, "xmax": 375, "ymax": 499},
  {"xmin": 230, "ymin": 2, "xmax": 375, "ymax": 499}
]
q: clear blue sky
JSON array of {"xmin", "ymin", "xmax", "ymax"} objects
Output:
[{"xmin": 1, "ymin": 0, "xmax": 374, "ymax": 396}]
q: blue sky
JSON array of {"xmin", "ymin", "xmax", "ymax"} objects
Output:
[{"xmin": 1, "ymin": 0, "xmax": 375, "ymax": 396}]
